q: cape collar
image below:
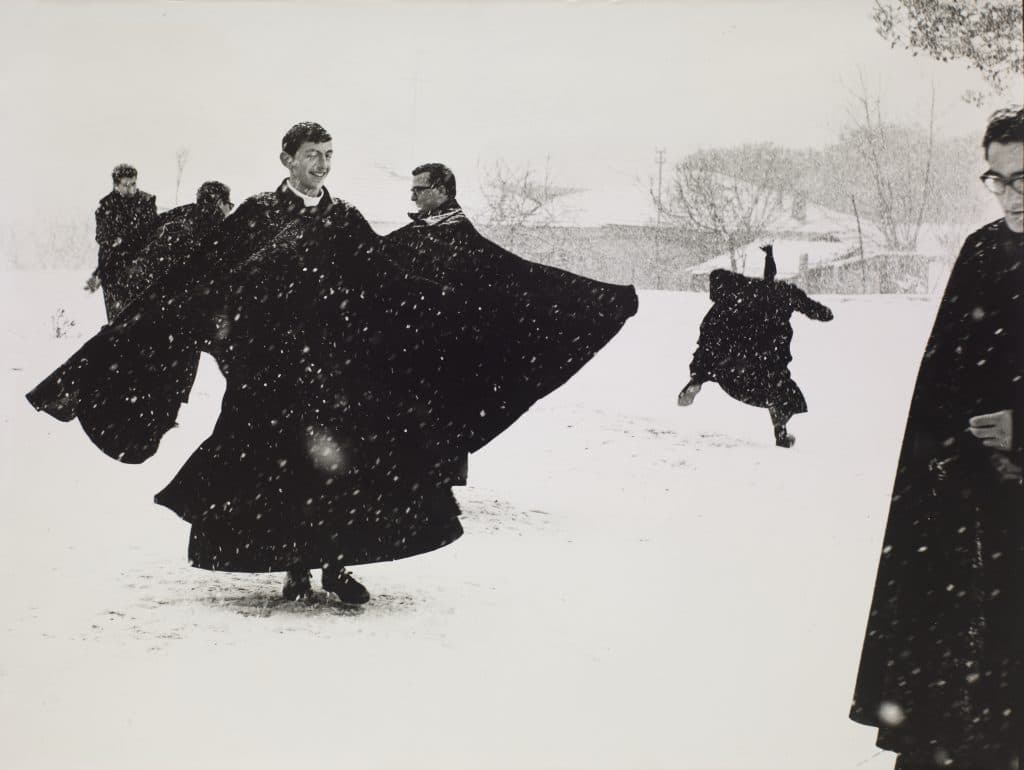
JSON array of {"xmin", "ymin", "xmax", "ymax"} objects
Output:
[
  {"xmin": 407, "ymin": 199, "xmax": 467, "ymax": 228},
  {"xmin": 275, "ymin": 179, "xmax": 333, "ymax": 215}
]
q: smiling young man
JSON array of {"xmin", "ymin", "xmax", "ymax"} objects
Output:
[
  {"xmin": 850, "ymin": 107, "xmax": 1023, "ymax": 770},
  {"xmin": 154, "ymin": 122, "xmax": 378, "ymax": 605},
  {"xmin": 147, "ymin": 124, "xmax": 473, "ymax": 609}
]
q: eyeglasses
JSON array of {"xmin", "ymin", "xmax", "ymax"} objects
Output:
[
  {"xmin": 980, "ymin": 172, "xmax": 1024, "ymax": 195},
  {"xmin": 410, "ymin": 185, "xmax": 435, "ymax": 194}
]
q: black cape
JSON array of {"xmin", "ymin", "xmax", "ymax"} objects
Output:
[
  {"xmin": 25, "ymin": 203, "xmax": 224, "ymax": 462},
  {"xmin": 850, "ymin": 220, "xmax": 1024, "ymax": 766},
  {"xmin": 689, "ymin": 266, "xmax": 832, "ymax": 415},
  {"xmin": 384, "ymin": 202, "xmax": 639, "ymax": 452},
  {"xmin": 120, "ymin": 203, "xmax": 224, "ymax": 307},
  {"xmin": 94, "ymin": 190, "xmax": 158, "ymax": 319}
]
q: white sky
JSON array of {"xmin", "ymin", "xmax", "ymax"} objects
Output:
[{"xmin": 0, "ymin": 0, "xmax": 1004, "ymax": 225}]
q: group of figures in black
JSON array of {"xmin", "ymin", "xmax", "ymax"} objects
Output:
[{"xmin": 25, "ymin": 108, "xmax": 1023, "ymax": 769}]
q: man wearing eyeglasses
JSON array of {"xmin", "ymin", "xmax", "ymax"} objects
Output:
[
  {"xmin": 385, "ymin": 162, "xmax": 638, "ymax": 475},
  {"xmin": 850, "ymin": 108, "xmax": 1023, "ymax": 770}
]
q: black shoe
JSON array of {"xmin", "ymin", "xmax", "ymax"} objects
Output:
[
  {"xmin": 282, "ymin": 568, "xmax": 312, "ymax": 600},
  {"xmin": 775, "ymin": 431, "xmax": 796, "ymax": 448},
  {"xmin": 322, "ymin": 567, "xmax": 370, "ymax": 605},
  {"xmin": 677, "ymin": 381, "xmax": 702, "ymax": 406}
]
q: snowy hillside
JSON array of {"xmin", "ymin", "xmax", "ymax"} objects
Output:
[{"xmin": 1, "ymin": 271, "xmax": 941, "ymax": 770}]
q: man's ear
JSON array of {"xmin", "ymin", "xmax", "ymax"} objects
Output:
[{"xmin": 280, "ymin": 151, "xmax": 293, "ymax": 170}]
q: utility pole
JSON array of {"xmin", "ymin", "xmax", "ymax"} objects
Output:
[{"xmin": 654, "ymin": 148, "xmax": 666, "ymax": 288}]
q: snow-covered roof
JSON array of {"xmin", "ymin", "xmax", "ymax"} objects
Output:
[
  {"xmin": 771, "ymin": 201, "xmax": 866, "ymax": 237},
  {"xmin": 553, "ymin": 183, "xmax": 659, "ymax": 227}
]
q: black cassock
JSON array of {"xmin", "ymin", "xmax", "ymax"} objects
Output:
[
  {"xmin": 120, "ymin": 202, "xmax": 224, "ymax": 307},
  {"xmin": 384, "ymin": 202, "xmax": 639, "ymax": 454},
  {"xmin": 688, "ymin": 258, "xmax": 832, "ymax": 417},
  {"xmin": 850, "ymin": 220, "xmax": 1023, "ymax": 766},
  {"xmin": 27, "ymin": 185, "xmax": 638, "ymax": 573}
]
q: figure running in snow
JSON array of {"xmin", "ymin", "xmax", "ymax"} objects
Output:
[{"xmin": 676, "ymin": 245, "xmax": 833, "ymax": 447}]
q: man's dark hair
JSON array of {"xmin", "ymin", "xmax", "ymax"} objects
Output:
[
  {"xmin": 111, "ymin": 163, "xmax": 138, "ymax": 183},
  {"xmin": 282, "ymin": 122, "xmax": 332, "ymax": 157},
  {"xmin": 197, "ymin": 181, "xmax": 231, "ymax": 208},
  {"xmin": 412, "ymin": 163, "xmax": 457, "ymax": 198},
  {"xmin": 983, "ymin": 107, "xmax": 1024, "ymax": 157}
]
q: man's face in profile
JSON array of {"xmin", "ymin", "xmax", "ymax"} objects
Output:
[
  {"xmin": 114, "ymin": 176, "xmax": 138, "ymax": 197},
  {"xmin": 410, "ymin": 171, "xmax": 448, "ymax": 214},
  {"xmin": 985, "ymin": 141, "xmax": 1023, "ymax": 233},
  {"xmin": 282, "ymin": 140, "xmax": 333, "ymax": 196}
]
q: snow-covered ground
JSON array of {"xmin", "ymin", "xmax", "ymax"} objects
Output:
[{"xmin": 1, "ymin": 270, "xmax": 941, "ymax": 770}]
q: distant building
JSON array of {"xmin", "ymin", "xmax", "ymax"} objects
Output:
[{"xmin": 683, "ymin": 199, "xmax": 969, "ymax": 295}]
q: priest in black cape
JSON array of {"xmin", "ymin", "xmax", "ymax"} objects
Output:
[
  {"xmin": 383, "ymin": 162, "xmax": 640, "ymax": 479},
  {"xmin": 676, "ymin": 245, "xmax": 833, "ymax": 447},
  {"xmin": 88, "ymin": 163, "xmax": 159, "ymax": 320},
  {"xmin": 849, "ymin": 108, "xmax": 1023, "ymax": 770},
  {"xmin": 121, "ymin": 181, "xmax": 235, "ymax": 307}
]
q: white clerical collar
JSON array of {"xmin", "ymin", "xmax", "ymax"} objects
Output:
[{"xmin": 286, "ymin": 180, "xmax": 325, "ymax": 207}]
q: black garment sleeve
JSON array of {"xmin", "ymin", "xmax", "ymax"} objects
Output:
[{"xmin": 791, "ymin": 286, "xmax": 833, "ymax": 321}]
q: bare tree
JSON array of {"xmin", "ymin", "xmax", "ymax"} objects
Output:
[
  {"xmin": 840, "ymin": 77, "xmax": 936, "ymax": 251},
  {"xmin": 174, "ymin": 147, "xmax": 190, "ymax": 206},
  {"xmin": 652, "ymin": 144, "xmax": 786, "ymax": 272},
  {"xmin": 478, "ymin": 158, "xmax": 580, "ymax": 252}
]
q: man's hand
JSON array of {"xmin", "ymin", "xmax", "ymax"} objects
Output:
[
  {"xmin": 968, "ymin": 409, "xmax": 1014, "ymax": 451},
  {"xmin": 84, "ymin": 274, "xmax": 100, "ymax": 293},
  {"xmin": 989, "ymin": 452, "xmax": 1023, "ymax": 483}
]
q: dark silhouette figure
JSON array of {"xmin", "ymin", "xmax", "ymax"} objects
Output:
[
  {"xmin": 677, "ymin": 245, "xmax": 833, "ymax": 447},
  {"xmin": 88, "ymin": 163, "xmax": 158, "ymax": 320},
  {"xmin": 385, "ymin": 162, "xmax": 640, "ymax": 479},
  {"xmin": 850, "ymin": 107, "xmax": 1023, "ymax": 770},
  {"xmin": 121, "ymin": 181, "xmax": 233, "ymax": 308}
]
